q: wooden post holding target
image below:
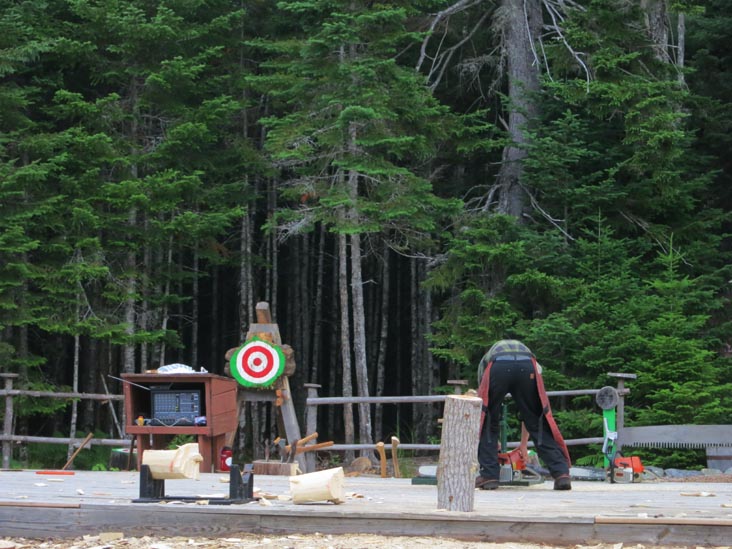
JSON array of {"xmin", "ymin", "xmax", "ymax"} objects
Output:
[{"xmin": 227, "ymin": 302, "xmax": 306, "ymax": 473}]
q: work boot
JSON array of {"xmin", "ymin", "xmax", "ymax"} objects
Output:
[
  {"xmin": 475, "ymin": 476, "xmax": 499, "ymax": 490},
  {"xmin": 553, "ymin": 474, "xmax": 572, "ymax": 491}
]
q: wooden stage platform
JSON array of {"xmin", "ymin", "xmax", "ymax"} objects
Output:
[{"xmin": 1, "ymin": 469, "xmax": 731, "ymax": 546}]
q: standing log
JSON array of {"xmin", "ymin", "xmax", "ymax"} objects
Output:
[
  {"xmin": 289, "ymin": 466, "xmax": 345, "ymax": 504},
  {"xmin": 437, "ymin": 394, "xmax": 482, "ymax": 512},
  {"xmin": 142, "ymin": 443, "xmax": 203, "ymax": 480},
  {"xmin": 375, "ymin": 442, "xmax": 387, "ymax": 478},
  {"xmin": 390, "ymin": 436, "xmax": 401, "ymax": 478}
]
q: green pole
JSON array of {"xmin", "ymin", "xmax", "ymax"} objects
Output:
[{"xmin": 602, "ymin": 408, "xmax": 616, "ymax": 468}]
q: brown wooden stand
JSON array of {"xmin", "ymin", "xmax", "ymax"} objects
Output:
[
  {"xmin": 229, "ymin": 302, "xmax": 306, "ymax": 472},
  {"xmin": 122, "ymin": 373, "xmax": 238, "ymax": 473}
]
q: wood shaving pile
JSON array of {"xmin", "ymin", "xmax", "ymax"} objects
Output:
[
  {"xmin": 657, "ymin": 473, "xmax": 732, "ymax": 483},
  {"xmin": 0, "ymin": 535, "xmax": 713, "ymax": 549}
]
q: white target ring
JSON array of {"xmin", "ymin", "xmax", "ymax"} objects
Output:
[{"xmin": 230, "ymin": 338, "xmax": 285, "ymax": 387}]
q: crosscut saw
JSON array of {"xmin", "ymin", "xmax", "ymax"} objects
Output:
[{"xmin": 618, "ymin": 425, "xmax": 732, "ymax": 449}]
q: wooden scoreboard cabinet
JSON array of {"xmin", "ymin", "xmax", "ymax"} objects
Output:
[{"xmin": 122, "ymin": 373, "xmax": 238, "ymax": 473}]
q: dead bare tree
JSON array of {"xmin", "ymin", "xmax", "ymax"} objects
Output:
[{"xmin": 417, "ymin": 0, "xmax": 589, "ymax": 223}]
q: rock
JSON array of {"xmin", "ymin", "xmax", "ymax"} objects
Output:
[
  {"xmin": 643, "ymin": 465, "xmax": 664, "ymax": 480},
  {"xmin": 418, "ymin": 465, "xmax": 437, "ymax": 477},
  {"xmin": 346, "ymin": 456, "xmax": 373, "ymax": 475},
  {"xmin": 664, "ymin": 468, "xmax": 703, "ymax": 478},
  {"xmin": 702, "ymin": 468, "xmax": 723, "ymax": 476}
]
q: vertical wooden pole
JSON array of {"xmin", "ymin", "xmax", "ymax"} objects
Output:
[
  {"xmin": 278, "ymin": 376, "xmax": 305, "ymax": 472},
  {"xmin": 2, "ymin": 373, "xmax": 19, "ymax": 469},
  {"xmin": 437, "ymin": 394, "xmax": 482, "ymax": 512},
  {"xmin": 303, "ymin": 383, "xmax": 321, "ymax": 473}
]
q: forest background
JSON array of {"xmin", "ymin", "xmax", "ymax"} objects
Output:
[{"xmin": 1, "ymin": 0, "xmax": 730, "ymax": 470}]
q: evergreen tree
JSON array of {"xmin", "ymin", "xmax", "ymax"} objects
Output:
[{"xmin": 256, "ymin": 0, "xmax": 459, "ymax": 446}]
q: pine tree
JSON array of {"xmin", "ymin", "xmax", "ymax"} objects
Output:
[{"xmin": 256, "ymin": 0, "xmax": 459, "ymax": 447}]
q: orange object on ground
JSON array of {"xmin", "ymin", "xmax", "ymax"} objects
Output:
[{"xmin": 36, "ymin": 470, "xmax": 76, "ymax": 475}]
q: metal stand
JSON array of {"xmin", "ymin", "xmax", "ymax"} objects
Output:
[{"xmin": 134, "ymin": 463, "xmax": 255, "ymax": 504}]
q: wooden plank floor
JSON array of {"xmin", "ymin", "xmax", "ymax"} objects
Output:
[{"xmin": 1, "ymin": 469, "xmax": 731, "ymax": 545}]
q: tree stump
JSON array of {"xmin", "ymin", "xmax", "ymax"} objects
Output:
[
  {"xmin": 252, "ymin": 460, "xmax": 301, "ymax": 476},
  {"xmin": 437, "ymin": 394, "xmax": 482, "ymax": 512}
]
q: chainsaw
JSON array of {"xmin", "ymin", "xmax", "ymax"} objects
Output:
[
  {"xmin": 498, "ymin": 448, "xmax": 544, "ymax": 485},
  {"xmin": 608, "ymin": 454, "xmax": 644, "ymax": 483}
]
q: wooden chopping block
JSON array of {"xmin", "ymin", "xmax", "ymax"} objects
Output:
[{"xmin": 252, "ymin": 460, "xmax": 301, "ymax": 476}]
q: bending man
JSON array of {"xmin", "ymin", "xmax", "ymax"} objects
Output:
[{"xmin": 475, "ymin": 339, "xmax": 572, "ymax": 491}]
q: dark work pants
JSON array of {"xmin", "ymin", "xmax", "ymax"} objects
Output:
[{"xmin": 478, "ymin": 358, "xmax": 569, "ymax": 480}]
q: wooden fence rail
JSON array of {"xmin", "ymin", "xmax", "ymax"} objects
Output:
[
  {"xmin": 1, "ymin": 373, "xmax": 130, "ymax": 469},
  {"xmin": 2, "ymin": 371, "xmax": 634, "ymax": 472},
  {"xmin": 302, "ymin": 373, "xmax": 634, "ymax": 471}
]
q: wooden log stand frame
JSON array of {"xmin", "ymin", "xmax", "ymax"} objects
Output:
[
  {"xmin": 134, "ymin": 462, "xmax": 254, "ymax": 504},
  {"xmin": 227, "ymin": 302, "xmax": 307, "ymax": 473}
]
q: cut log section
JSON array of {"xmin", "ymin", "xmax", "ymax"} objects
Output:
[
  {"xmin": 289, "ymin": 466, "xmax": 345, "ymax": 504},
  {"xmin": 141, "ymin": 443, "xmax": 203, "ymax": 480},
  {"xmin": 252, "ymin": 460, "xmax": 301, "ymax": 476},
  {"xmin": 437, "ymin": 394, "xmax": 482, "ymax": 512}
]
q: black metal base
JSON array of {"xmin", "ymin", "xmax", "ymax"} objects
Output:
[{"xmin": 133, "ymin": 463, "xmax": 255, "ymax": 504}]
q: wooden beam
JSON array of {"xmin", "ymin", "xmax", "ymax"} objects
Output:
[{"xmin": 62, "ymin": 432, "xmax": 94, "ymax": 470}]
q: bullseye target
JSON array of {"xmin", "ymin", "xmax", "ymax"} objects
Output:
[{"xmin": 230, "ymin": 337, "xmax": 285, "ymax": 388}]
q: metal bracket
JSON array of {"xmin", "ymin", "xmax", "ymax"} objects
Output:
[{"xmin": 134, "ymin": 463, "xmax": 255, "ymax": 504}]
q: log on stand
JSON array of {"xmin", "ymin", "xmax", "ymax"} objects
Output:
[
  {"xmin": 437, "ymin": 394, "xmax": 482, "ymax": 512},
  {"xmin": 289, "ymin": 466, "xmax": 345, "ymax": 504},
  {"xmin": 141, "ymin": 442, "xmax": 203, "ymax": 480}
]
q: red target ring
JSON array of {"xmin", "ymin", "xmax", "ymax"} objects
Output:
[
  {"xmin": 241, "ymin": 345, "xmax": 275, "ymax": 378},
  {"xmin": 230, "ymin": 338, "xmax": 285, "ymax": 387}
]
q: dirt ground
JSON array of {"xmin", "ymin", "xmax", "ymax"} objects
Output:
[{"xmin": 0, "ymin": 535, "xmax": 724, "ymax": 549}]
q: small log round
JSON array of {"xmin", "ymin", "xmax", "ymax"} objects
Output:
[{"xmin": 289, "ymin": 466, "xmax": 345, "ymax": 504}]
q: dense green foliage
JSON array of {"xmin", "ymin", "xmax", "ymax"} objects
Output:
[{"xmin": 1, "ymin": 0, "xmax": 730, "ymax": 469}]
